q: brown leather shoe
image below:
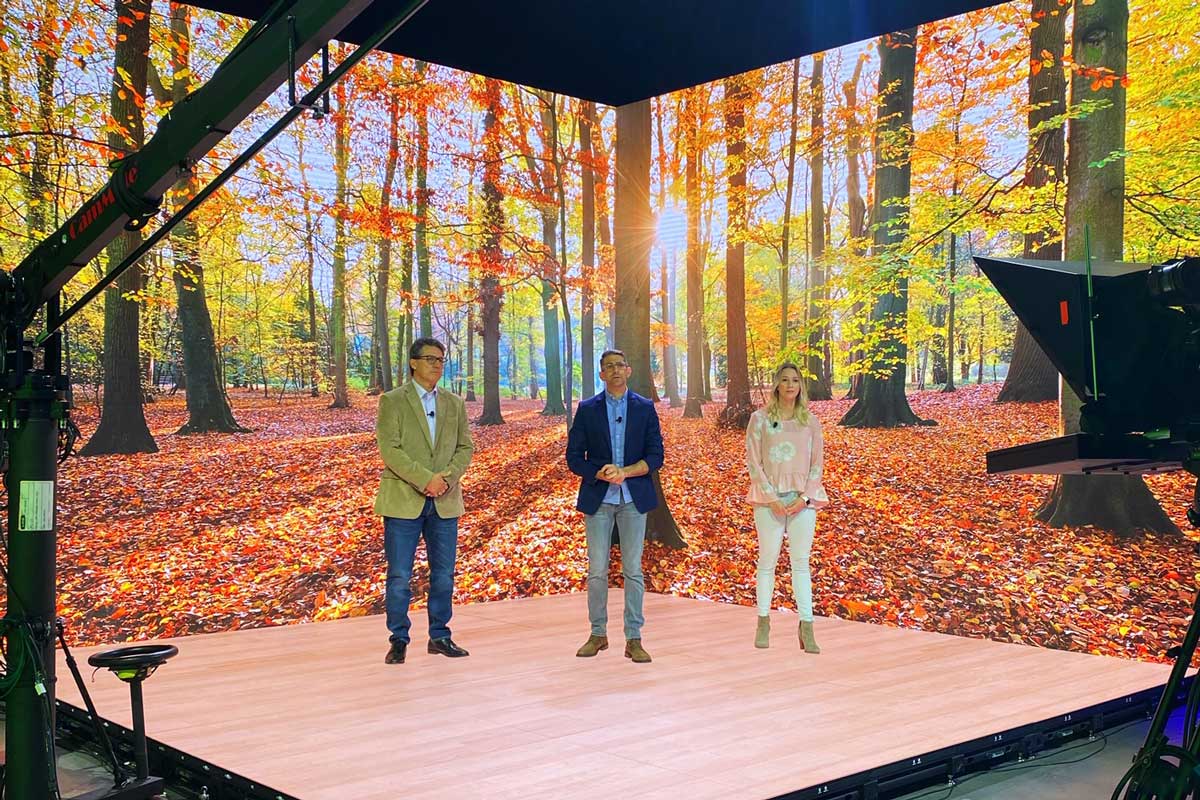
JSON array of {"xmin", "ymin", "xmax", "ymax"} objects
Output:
[
  {"xmin": 624, "ymin": 639, "xmax": 652, "ymax": 663},
  {"xmin": 576, "ymin": 634, "xmax": 609, "ymax": 657}
]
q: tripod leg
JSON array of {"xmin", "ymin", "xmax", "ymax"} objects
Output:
[{"xmin": 1115, "ymin": 585, "xmax": 1200, "ymax": 798}]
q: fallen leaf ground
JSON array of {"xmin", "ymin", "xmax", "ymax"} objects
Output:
[{"xmin": 51, "ymin": 384, "xmax": 1200, "ymax": 663}]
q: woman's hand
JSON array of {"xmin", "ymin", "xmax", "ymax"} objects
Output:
[
  {"xmin": 769, "ymin": 500, "xmax": 787, "ymax": 517},
  {"xmin": 784, "ymin": 496, "xmax": 811, "ymax": 515}
]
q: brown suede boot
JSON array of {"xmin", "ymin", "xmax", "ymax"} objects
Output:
[
  {"xmin": 624, "ymin": 639, "xmax": 652, "ymax": 663},
  {"xmin": 800, "ymin": 620, "xmax": 821, "ymax": 654},
  {"xmin": 755, "ymin": 615, "xmax": 770, "ymax": 649},
  {"xmin": 576, "ymin": 634, "xmax": 609, "ymax": 657}
]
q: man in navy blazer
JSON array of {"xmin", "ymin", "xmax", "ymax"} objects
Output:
[{"xmin": 566, "ymin": 349, "xmax": 665, "ymax": 663}]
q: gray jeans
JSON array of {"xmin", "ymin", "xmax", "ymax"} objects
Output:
[{"xmin": 584, "ymin": 501, "xmax": 647, "ymax": 639}]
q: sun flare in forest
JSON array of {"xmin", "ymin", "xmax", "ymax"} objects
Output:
[{"xmin": 656, "ymin": 206, "xmax": 686, "ymax": 249}]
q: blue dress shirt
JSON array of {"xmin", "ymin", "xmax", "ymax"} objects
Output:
[{"xmin": 603, "ymin": 390, "xmax": 632, "ymax": 505}]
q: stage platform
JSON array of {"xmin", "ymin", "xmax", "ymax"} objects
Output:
[{"xmin": 55, "ymin": 591, "xmax": 1173, "ymax": 800}]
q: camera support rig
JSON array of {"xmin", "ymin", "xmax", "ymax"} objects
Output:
[
  {"xmin": 977, "ymin": 255, "xmax": 1200, "ymax": 799},
  {"xmin": 0, "ymin": 1, "xmax": 428, "ymax": 797}
]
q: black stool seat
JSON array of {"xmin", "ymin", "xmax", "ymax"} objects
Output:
[
  {"xmin": 87, "ymin": 643, "xmax": 179, "ymax": 782},
  {"xmin": 89, "ymin": 644, "xmax": 178, "ymax": 681}
]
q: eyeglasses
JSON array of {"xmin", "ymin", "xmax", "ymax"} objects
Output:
[
  {"xmin": 601, "ymin": 362, "xmax": 629, "ymax": 371},
  {"xmin": 415, "ymin": 356, "xmax": 446, "ymax": 365}
]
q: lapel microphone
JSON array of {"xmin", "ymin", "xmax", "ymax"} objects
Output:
[
  {"xmin": 428, "ymin": 410, "xmax": 436, "ymax": 418},
  {"xmin": 615, "ymin": 415, "xmax": 623, "ymax": 423}
]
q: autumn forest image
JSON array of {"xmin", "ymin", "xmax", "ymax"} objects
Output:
[{"xmin": 2, "ymin": 0, "xmax": 1199, "ymax": 666}]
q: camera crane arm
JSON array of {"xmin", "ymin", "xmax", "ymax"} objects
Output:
[
  {"xmin": 7, "ymin": 0, "xmax": 416, "ymax": 330},
  {"xmin": 1, "ymin": 2, "xmax": 426, "ymax": 799}
]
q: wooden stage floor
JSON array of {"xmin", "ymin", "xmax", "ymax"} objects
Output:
[{"xmin": 56, "ymin": 591, "xmax": 1172, "ymax": 800}]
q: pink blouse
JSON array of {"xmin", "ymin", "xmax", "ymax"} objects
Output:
[{"xmin": 744, "ymin": 408, "xmax": 829, "ymax": 508}]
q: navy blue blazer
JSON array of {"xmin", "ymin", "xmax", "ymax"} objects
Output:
[{"xmin": 566, "ymin": 390, "xmax": 664, "ymax": 515}]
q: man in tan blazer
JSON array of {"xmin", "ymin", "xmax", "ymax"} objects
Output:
[{"xmin": 376, "ymin": 337, "xmax": 474, "ymax": 664}]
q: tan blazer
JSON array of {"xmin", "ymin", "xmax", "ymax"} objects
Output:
[{"xmin": 374, "ymin": 381, "xmax": 474, "ymax": 519}]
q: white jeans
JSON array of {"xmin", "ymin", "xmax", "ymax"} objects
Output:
[{"xmin": 753, "ymin": 494, "xmax": 816, "ymax": 620}]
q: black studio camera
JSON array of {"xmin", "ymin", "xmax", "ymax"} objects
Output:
[{"xmin": 977, "ymin": 255, "xmax": 1200, "ymax": 484}]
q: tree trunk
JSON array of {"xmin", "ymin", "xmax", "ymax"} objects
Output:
[
  {"xmin": 478, "ymin": 78, "xmax": 505, "ymax": 425},
  {"xmin": 615, "ymin": 100, "xmax": 686, "ymax": 549},
  {"xmin": 683, "ymin": 89, "xmax": 705, "ymax": 419},
  {"xmin": 842, "ymin": 56, "xmax": 868, "ymax": 402},
  {"xmin": 593, "ymin": 111, "xmax": 616, "ymax": 351},
  {"xmin": 665, "ymin": 253, "xmax": 682, "ymax": 407},
  {"xmin": 374, "ymin": 61, "xmax": 403, "ymax": 396},
  {"xmin": 465, "ymin": 287, "xmax": 476, "ymax": 401},
  {"xmin": 996, "ymin": 0, "xmax": 1067, "ymax": 404},
  {"xmin": 539, "ymin": 216, "xmax": 566, "ymax": 416},
  {"xmin": 297, "ymin": 135, "xmax": 321, "ymax": 397},
  {"xmin": 527, "ymin": 318, "xmax": 540, "ymax": 400},
  {"xmin": 506, "ymin": 337, "xmax": 516, "ymax": 399},
  {"xmin": 702, "ymin": 333, "xmax": 713, "ymax": 401},
  {"xmin": 806, "ymin": 55, "xmax": 833, "ymax": 400},
  {"xmin": 580, "ymin": 100, "xmax": 597, "ymax": 397},
  {"xmin": 398, "ymin": 142, "xmax": 415, "ymax": 387},
  {"xmin": 165, "ymin": 7, "xmax": 245, "ymax": 434},
  {"xmin": 977, "ymin": 304, "xmax": 985, "ymax": 384},
  {"xmin": 551, "ymin": 94, "xmax": 575, "ymax": 426},
  {"xmin": 840, "ymin": 29, "xmax": 931, "ymax": 429},
  {"xmin": 931, "ymin": 300, "xmax": 948, "ymax": 386},
  {"xmin": 1036, "ymin": 0, "xmax": 1173, "ymax": 536},
  {"xmin": 780, "ymin": 57, "xmax": 800, "ymax": 352},
  {"xmin": 415, "ymin": 60, "xmax": 433, "ymax": 339},
  {"xmin": 654, "ymin": 97, "xmax": 682, "ymax": 408},
  {"xmin": 511, "ymin": 90, "xmax": 566, "ymax": 417},
  {"xmin": 1001, "ymin": 323, "xmax": 1058, "ymax": 400},
  {"xmin": 6, "ymin": 1, "xmax": 60, "ymax": 242},
  {"xmin": 718, "ymin": 75, "xmax": 752, "ymax": 430},
  {"xmin": 329, "ymin": 69, "xmax": 350, "ymax": 409},
  {"xmin": 80, "ymin": 0, "xmax": 157, "ymax": 456},
  {"xmin": 944, "ymin": 230, "xmax": 958, "ymax": 392},
  {"xmin": 615, "ymin": 100, "xmax": 654, "ymax": 396}
]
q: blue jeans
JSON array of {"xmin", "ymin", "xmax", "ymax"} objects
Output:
[
  {"xmin": 585, "ymin": 500, "xmax": 646, "ymax": 639},
  {"xmin": 384, "ymin": 498, "xmax": 459, "ymax": 644}
]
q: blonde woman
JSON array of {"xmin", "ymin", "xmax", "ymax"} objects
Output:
[{"xmin": 744, "ymin": 363, "xmax": 828, "ymax": 652}]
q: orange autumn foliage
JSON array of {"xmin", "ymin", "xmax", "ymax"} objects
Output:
[{"xmin": 47, "ymin": 384, "xmax": 1198, "ymax": 665}]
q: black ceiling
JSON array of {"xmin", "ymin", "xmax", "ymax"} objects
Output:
[{"xmin": 184, "ymin": 0, "xmax": 1008, "ymax": 105}]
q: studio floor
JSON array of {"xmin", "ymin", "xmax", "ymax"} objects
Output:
[{"xmin": 46, "ymin": 591, "xmax": 1174, "ymax": 800}]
